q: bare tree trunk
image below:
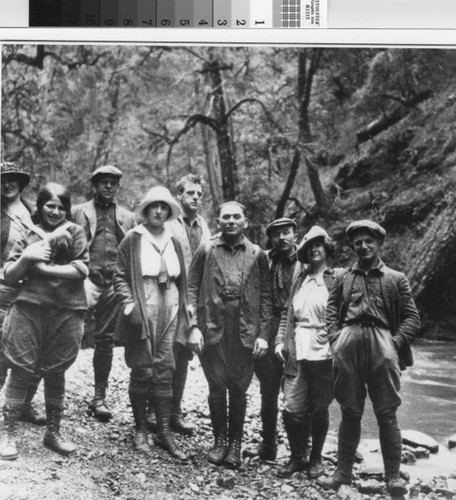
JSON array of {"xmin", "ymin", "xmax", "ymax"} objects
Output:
[
  {"xmin": 276, "ymin": 48, "xmax": 329, "ymax": 218},
  {"xmin": 408, "ymin": 196, "xmax": 456, "ymax": 312},
  {"xmin": 204, "ymin": 48, "xmax": 237, "ymax": 201}
]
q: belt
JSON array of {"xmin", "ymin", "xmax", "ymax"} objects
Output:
[
  {"xmin": 220, "ymin": 292, "xmax": 241, "ymax": 301},
  {"xmin": 343, "ymin": 320, "xmax": 381, "ymax": 328}
]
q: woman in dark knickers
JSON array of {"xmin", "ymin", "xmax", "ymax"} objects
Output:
[
  {"xmin": 114, "ymin": 186, "xmax": 189, "ymax": 461},
  {"xmin": 0, "ymin": 183, "xmax": 89, "ymax": 460}
]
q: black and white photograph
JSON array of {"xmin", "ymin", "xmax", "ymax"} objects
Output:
[{"xmin": 1, "ymin": 44, "xmax": 456, "ymax": 499}]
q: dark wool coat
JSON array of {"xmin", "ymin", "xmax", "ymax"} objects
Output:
[
  {"xmin": 187, "ymin": 235, "xmax": 272, "ymax": 349},
  {"xmin": 326, "ymin": 262, "xmax": 421, "ymax": 370},
  {"xmin": 113, "ymin": 230, "xmax": 190, "ymax": 353}
]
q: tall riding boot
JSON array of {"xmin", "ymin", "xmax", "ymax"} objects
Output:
[
  {"xmin": 154, "ymin": 386, "xmax": 188, "ymax": 461},
  {"xmin": 170, "ymin": 346, "xmax": 193, "ymax": 435},
  {"xmin": 378, "ymin": 414, "xmax": 407, "ymax": 497},
  {"xmin": 19, "ymin": 373, "xmax": 46, "ymax": 426},
  {"xmin": 277, "ymin": 411, "xmax": 309, "ymax": 478},
  {"xmin": 0, "ymin": 352, "xmax": 8, "ymax": 390},
  {"xmin": 258, "ymin": 405, "xmax": 278, "ymax": 461},
  {"xmin": 146, "ymin": 389, "xmax": 158, "ymax": 433},
  {"xmin": 308, "ymin": 410, "xmax": 329, "ymax": 479},
  {"xmin": 207, "ymin": 393, "xmax": 228, "ymax": 465},
  {"xmin": 0, "ymin": 405, "xmax": 20, "ymax": 460},
  {"xmin": 43, "ymin": 405, "xmax": 76, "ymax": 455},
  {"xmin": 302, "ymin": 415, "xmax": 312, "ymax": 462},
  {"xmin": 224, "ymin": 392, "xmax": 247, "ymax": 469},
  {"xmin": 129, "ymin": 387, "xmax": 152, "ymax": 453},
  {"xmin": 318, "ymin": 413, "xmax": 360, "ymax": 490},
  {"xmin": 89, "ymin": 348, "xmax": 113, "ymax": 421}
]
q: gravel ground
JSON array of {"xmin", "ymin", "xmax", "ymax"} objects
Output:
[{"xmin": 0, "ymin": 347, "xmax": 454, "ymax": 500}]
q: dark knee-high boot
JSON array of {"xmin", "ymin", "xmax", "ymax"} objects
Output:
[
  {"xmin": 129, "ymin": 377, "xmax": 152, "ymax": 453},
  {"xmin": 154, "ymin": 384, "xmax": 188, "ymax": 461},
  {"xmin": 146, "ymin": 389, "xmax": 157, "ymax": 433},
  {"xmin": 224, "ymin": 391, "xmax": 247, "ymax": 469},
  {"xmin": 0, "ymin": 368, "xmax": 32, "ymax": 460},
  {"xmin": 308, "ymin": 410, "xmax": 329, "ymax": 479},
  {"xmin": 378, "ymin": 414, "xmax": 407, "ymax": 497},
  {"xmin": 89, "ymin": 344, "xmax": 113, "ymax": 422},
  {"xmin": 43, "ymin": 372, "xmax": 76, "ymax": 456},
  {"xmin": 207, "ymin": 393, "xmax": 228, "ymax": 465},
  {"xmin": 277, "ymin": 411, "xmax": 308, "ymax": 478},
  {"xmin": 258, "ymin": 403, "xmax": 278, "ymax": 461},
  {"xmin": 318, "ymin": 412, "xmax": 360, "ymax": 490},
  {"xmin": 19, "ymin": 373, "xmax": 46, "ymax": 426},
  {"xmin": 170, "ymin": 347, "xmax": 193, "ymax": 435}
]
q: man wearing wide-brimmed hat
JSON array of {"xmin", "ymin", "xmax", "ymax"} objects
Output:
[
  {"xmin": 0, "ymin": 162, "xmax": 46, "ymax": 426},
  {"xmin": 318, "ymin": 220, "xmax": 420, "ymax": 498},
  {"xmin": 72, "ymin": 166, "xmax": 136, "ymax": 422}
]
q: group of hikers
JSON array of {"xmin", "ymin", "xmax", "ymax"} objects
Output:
[{"xmin": 0, "ymin": 161, "xmax": 420, "ymax": 498}]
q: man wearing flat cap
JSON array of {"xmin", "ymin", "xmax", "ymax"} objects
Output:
[
  {"xmin": 318, "ymin": 220, "xmax": 420, "ymax": 498},
  {"xmin": 72, "ymin": 166, "xmax": 136, "ymax": 422},
  {"xmin": 245, "ymin": 217, "xmax": 301, "ymax": 463}
]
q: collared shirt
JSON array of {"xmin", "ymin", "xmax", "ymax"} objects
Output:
[
  {"xmin": 293, "ymin": 272, "xmax": 331, "ymax": 361},
  {"xmin": 214, "ymin": 235, "xmax": 247, "ymax": 296},
  {"xmin": 182, "ymin": 215, "xmax": 203, "ymax": 256},
  {"xmin": 134, "ymin": 225, "xmax": 180, "ymax": 278},
  {"xmin": 269, "ymin": 248, "xmax": 297, "ymax": 314},
  {"xmin": 89, "ymin": 202, "xmax": 121, "ymax": 286},
  {"xmin": 344, "ymin": 259, "xmax": 390, "ymax": 328}
]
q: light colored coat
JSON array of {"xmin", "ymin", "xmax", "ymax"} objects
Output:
[{"xmin": 72, "ymin": 199, "xmax": 136, "ymax": 250}]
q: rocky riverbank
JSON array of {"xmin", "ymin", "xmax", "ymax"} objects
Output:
[{"xmin": 0, "ymin": 348, "xmax": 455, "ymax": 500}]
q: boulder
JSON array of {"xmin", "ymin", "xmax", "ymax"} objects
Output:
[
  {"xmin": 357, "ymin": 478, "xmax": 385, "ymax": 495},
  {"xmin": 448, "ymin": 434, "xmax": 456, "ymax": 450},
  {"xmin": 337, "ymin": 484, "xmax": 364, "ymax": 500},
  {"xmin": 402, "ymin": 430, "xmax": 439, "ymax": 453}
]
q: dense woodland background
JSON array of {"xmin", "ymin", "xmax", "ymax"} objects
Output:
[{"xmin": 2, "ymin": 44, "xmax": 456, "ymax": 338}]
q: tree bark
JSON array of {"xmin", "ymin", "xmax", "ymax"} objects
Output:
[
  {"xmin": 203, "ymin": 48, "xmax": 237, "ymax": 201},
  {"xmin": 408, "ymin": 196, "xmax": 456, "ymax": 313},
  {"xmin": 356, "ymin": 89, "xmax": 432, "ymax": 144}
]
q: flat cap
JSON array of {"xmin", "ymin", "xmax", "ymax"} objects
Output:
[
  {"xmin": 346, "ymin": 219, "xmax": 386, "ymax": 240},
  {"xmin": 90, "ymin": 165, "xmax": 123, "ymax": 181},
  {"xmin": 265, "ymin": 217, "xmax": 297, "ymax": 237}
]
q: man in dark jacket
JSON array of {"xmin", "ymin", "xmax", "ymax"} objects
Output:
[
  {"xmin": 187, "ymin": 201, "xmax": 272, "ymax": 469},
  {"xmin": 318, "ymin": 220, "xmax": 420, "ymax": 498},
  {"xmin": 248, "ymin": 217, "xmax": 300, "ymax": 463},
  {"xmin": 72, "ymin": 166, "xmax": 136, "ymax": 421}
]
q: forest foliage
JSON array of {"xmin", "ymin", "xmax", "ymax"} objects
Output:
[{"xmin": 3, "ymin": 45, "xmax": 456, "ymax": 334}]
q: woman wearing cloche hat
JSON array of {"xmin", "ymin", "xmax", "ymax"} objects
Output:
[
  {"xmin": 275, "ymin": 226, "xmax": 339, "ymax": 480},
  {"xmin": 113, "ymin": 186, "xmax": 190, "ymax": 461}
]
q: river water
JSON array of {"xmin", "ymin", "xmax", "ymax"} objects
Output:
[{"xmin": 329, "ymin": 340, "xmax": 456, "ymax": 444}]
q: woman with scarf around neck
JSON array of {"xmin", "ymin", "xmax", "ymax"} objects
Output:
[
  {"xmin": 275, "ymin": 226, "xmax": 338, "ymax": 480},
  {"xmin": 114, "ymin": 186, "xmax": 189, "ymax": 461},
  {"xmin": 0, "ymin": 183, "xmax": 89, "ymax": 460}
]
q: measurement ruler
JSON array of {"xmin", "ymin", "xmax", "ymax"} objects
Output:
[{"xmin": 27, "ymin": 0, "xmax": 326, "ymax": 28}]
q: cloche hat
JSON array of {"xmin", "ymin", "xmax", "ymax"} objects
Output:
[
  {"xmin": 136, "ymin": 186, "xmax": 181, "ymax": 222},
  {"xmin": 1, "ymin": 162, "xmax": 31, "ymax": 189},
  {"xmin": 297, "ymin": 225, "xmax": 333, "ymax": 263}
]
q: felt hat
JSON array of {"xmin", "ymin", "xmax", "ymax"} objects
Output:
[
  {"xmin": 0, "ymin": 162, "xmax": 30, "ymax": 189},
  {"xmin": 346, "ymin": 219, "xmax": 386, "ymax": 241},
  {"xmin": 90, "ymin": 165, "xmax": 123, "ymax": 181},
  {"xmin": 136, "ymin": 186, "xmax": 181, "ymax": 222},
  {"xmin": 297, "ymin": 225, "xmax": 333, "ymax": 263},
  {"xmin": 265, "ymin": 217, "xmax": 297, "ymax": 238}
]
